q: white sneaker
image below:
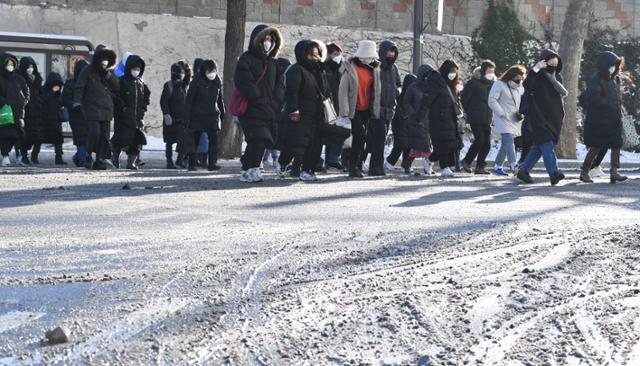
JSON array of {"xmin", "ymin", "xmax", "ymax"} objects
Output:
[
  {"xmin": 441, "ymin": 167, "xmax": 454, "ymax": 177},
  {"xmin": 299, "ymin": 171, "xmax": 316, "ymax": 182},
  {"xmin": 249, "ymin": 168, "xmax": 264, "ymax": 183},
  {"xmin": 384, "ymin": 160, "xmax": 395, "ymax": 171},
  {"xmin": 362, "ymin": 161, "xmax": 369, "ymax": 173},
  {"xmin": 423, "ymin": 159, "xmax": 435, "ymax": 175},
  {"xmin": 590, "ymin": 166, "xmax": 605, "ymax": 178},
  {"xmin": 1, "ymin": 156, "xmax": 10, "ymax": 167},
  {"xmin": 240, "ymin": 170, "xmax": 251, "ymax": 182}
]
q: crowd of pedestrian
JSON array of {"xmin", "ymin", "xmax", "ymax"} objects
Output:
[{"xmin": 0, "ymin": 24, "xmax": 630, "ymax": 185}]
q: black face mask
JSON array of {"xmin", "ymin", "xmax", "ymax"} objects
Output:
[
  {"xmin": 546, "ymin": 65, "xmax": 557, "ymax": 73},
  {"xmin": 385, "ymin": 57, "xmax": 396, "ymax": 66}
]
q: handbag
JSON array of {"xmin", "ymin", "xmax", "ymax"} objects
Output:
[
  {"xmin": 621, "ymin": 113, "xmax": 639, "ymax": 149},
  {"xmin": 0, "ymin": 104, "xmax": 14, "ymax": 126},
  {"xmin": 229, "ymin": 64, "xmax": 269, "ymax": 117},
  {"xmin": 321, "ymin": 97, "xmax": 338, "ymax": 125}
]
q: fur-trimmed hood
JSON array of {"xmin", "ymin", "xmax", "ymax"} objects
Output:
[
  {"xmin": 0, "ymin": 53, "xmax": 19, "ymax": 77},
  {"xmin": 18, "ymin": 56, "xmax": 43, "ymax": 84},
  {"xmin": 249, "ymin": 24, "xmax": 283, "ymax": 58},
  {"xmin": 294, "ymin": 39, "xmax": 327, "ymax": 66},
  {"xmin": 91, "ymin": 48, "xmax": 117, "ymax": 71},
  {"xmin": 124, "ymin": 54, "xmax": 146, "ymax": 78}
]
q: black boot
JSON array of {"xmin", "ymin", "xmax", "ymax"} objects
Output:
[
  {"xmin": 111, "ymin": 147, "xmax": 122, "ymax": 169},
  {"xmin": 30, "ymin": 144, "xmax": 41, "ymax": 165}
]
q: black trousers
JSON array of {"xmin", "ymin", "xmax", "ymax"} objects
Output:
[
  {"xmin": 430, "ymin": 150, "xmax": 456, "ymax": 169},
  {"xmin": 87, "ymin": 120, "xmax": 110, "ymax": 160},
  {"xmin": 241, "ymin": 139, "xmax": 266, "ymax": 171},
  {"xmin": 367, "ymin": 118, "xmax": 388, "ymax": 172},
  {"xmin": 350, "ymin": 110, "xmax": 371, "ymax": 170},
  {"xmin": 0, "ymin": 141, "xmax": 13, "ymax": 156},
  {"xmin": 387, "ymin": 146, "xmax": 409, "ymax": 166},
  {"xmin": 463, "ymin": 124, "xmax": 491, "ymax": 168},
  {"xmin": 189, "ymin": 130, "xmax": 217, "ymax": 168},
  {"xmin": 301, "ymin": 126, "xmax": 323, "ymax": 173}
]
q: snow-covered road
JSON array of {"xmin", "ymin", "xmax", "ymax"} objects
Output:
[{"xmin": 1, "ymin": 160, "xmax": 639, "ymax": 365}]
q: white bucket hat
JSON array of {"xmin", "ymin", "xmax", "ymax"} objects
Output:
[{"xmin": 353, "ymin": 40, "xmax": 378, "ymax": 59}]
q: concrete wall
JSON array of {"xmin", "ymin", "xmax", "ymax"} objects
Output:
[
  {"xmin": 0, "ymin": 3, "xmax": 472, "ymax": 137},
  {"xmin": 1, "ymin": 0, "xmax": 638, "ymax": 39}
]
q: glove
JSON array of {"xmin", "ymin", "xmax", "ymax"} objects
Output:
[
  {"xmin": 163, "ymin": 114, "xmax": 173, "ymax": 126},
  {"xmin": 336, "ymin": 116, "xmax": 352, "ymax": 130}
]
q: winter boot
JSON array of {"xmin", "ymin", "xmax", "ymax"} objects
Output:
[
  {"xmin": 30, "ymin": 144, "xmax": 41, "ymax": 165},
  {"xmin": 111, "ymin": 147, "xmax": 122, "ymax": 169},
  {"xmin": 610, "ymin": 149, "xmax": 628, "ymax": 184}
]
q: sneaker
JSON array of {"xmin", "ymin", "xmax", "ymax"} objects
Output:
[
  {"xmin": 1, "ymin": 156, "xmax": 10, "ymax": 167},
  {"xmin": 384, "ymin": 160, "xmax": 395, "ymax": 171},
  {"xmin": 461, "ymin": 160, "xmax": 472, "ymax": 173},
  {"xmin": 240, "ymin": 170, "xmax": 251, "ymax": 183},
  {"xmin": 516, "ymin": 170, "xmax": 534, "ymax": 184},
  {"xmin": 274, "ymin": 160, "xmax": 284, "ymax": 177},
  {"xmin": 362, "ymin": 161, "xmax": 369, "ymax": 173},
  {"xmin": 550, "ymin": 172, "xmax": 565, "ymax": 186},
  {"xmin": 441, "ymin": 167, "xmax": 454, "ymax": 177},
  {"xmin": 300, "ymin": 171, "xmax": 316, "ymax": 182},
  {"xmin": 249, "ymin": 168, "xmax": 264, "ymax": 183},
  {"xmin": 590, "ymin": 166, "xmax": 605, "ymax": 178},
  {"xmin": 490, "ymin": 167, "xmax": 508, "ymax": 176}
]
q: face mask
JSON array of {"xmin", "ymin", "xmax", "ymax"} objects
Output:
[
  {"xmin": 332, "ymin": 55, "xmax": 342, "ymax": 64},
  {"xmin": 385, "ymin": 57, "xmax": 396, "ymax": 66},
  {"xmin": 5, "ymin": 65, "xmax": 14, "ymax": 73},
  {"xmin": 26, "ymin": 68, "xmax": 34, "ymax": 75},
  {"xmin": 609, "ymin": 66, "xmax": 616, "ymax": 75},
  {"xmin": 101, "ymin": 60, "xmax": 109, "ymax": 68},
  {"xmin": 448, "ymin": 73, "xmax": 457, "ymax": 81},
  {"xmin": 456, "ymin": 84, "xmax": 464, "ymax": 92},
  {"xmin": 508, "ymin": 80, "xmax": 521, "ymax": 89},
  {"xmin": 131, "ymin": 70, "xmax": 140, "ymax": 78},
  {"xmin": 263, "ymin": 41, "xmax": 273, "ymax": 54},
  {"xmin": 360, "ymin": 57, "xmax": 374, "ymax": 65},
  {"xmin": 484, "ymin": 73, "xmax": 495, "ymax": 81},
  {"xmin": 207, "ymin": 72, "xmax": 217, "ymax": 81},
  {"xmin": 178, "ymin": 73, "xmax": 185, "ymax": 80}
]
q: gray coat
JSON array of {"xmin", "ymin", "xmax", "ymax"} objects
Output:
[
  {"xmin": 338, "ymin": 58, "xmax": 381, "ymax": 119},
  {"xmin": 378, "ymin": 40, "xmax": 401, "ymax": 121}
]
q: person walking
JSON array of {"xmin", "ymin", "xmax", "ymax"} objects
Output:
[
  {"xmin": 488, "ymin": 65, "xmax": 526, "ymax": 176},
  {"xmin": 579, "ymin": 51, "xmax": 627, "ymax": 184}
]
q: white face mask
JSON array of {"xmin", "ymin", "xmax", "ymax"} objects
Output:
[
  {"xmin": 484, "ymin": 73, "xmax": 495, "ymax": 81},
  {"xmin": 332, "ymin": 55, "xmax": 342, "ymax": 64},
  {"xmin": 5, "ymin": 65, "xmax": 14, "ymax": 73},
  {"xmin": 263, "ymin": 41, "xmax": 273, "ymax": 54},
  {"xmin": 178, "ymin": 73, "xmax": 185, "ymax": 80},
  {"xmin": 448, "ymin": 73, "xmax": 457, "ymax": 81},
  {"xmin": 360, "ymin": 57, "xmax": 375, "ymax": 65},
  {"xmin": 131, "ymin": 70, "xmax": 140, "ymax": 78},
  {"xmin": 26, "ymin": 68, "xmax": 34, "ymax": 75},
  {"xmin": 508, "ymin": 80, "xmax": 521, "ymax": 89},
  {"xmin": 101, "ymin": 60, "xmax": 109, "ymax": 68},
  {"xmin": 609, "ymin": 66, "xmax": 616, "ymax": 75},
  {"xmin": 207, "ymin": 72, "xmax": 217, "ymax": 81}
]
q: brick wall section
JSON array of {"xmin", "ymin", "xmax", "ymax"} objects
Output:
[{"xmin": 0, "ymin": 0, "xmax": 637, "ymax": 37}]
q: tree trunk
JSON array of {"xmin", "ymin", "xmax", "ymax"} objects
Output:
[
  {"xmin": 556, "ymin": 0, "xmax": 594, "ymax": 159},
  {"xmin": 218, "ymin": 0, "xmax": 247, "ymax": 159}
]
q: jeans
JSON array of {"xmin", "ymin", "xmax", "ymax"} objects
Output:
[
  {"xmin": 520, "ymin": 140, "xmax": 559, "ymax": 176},
  {"xmin": 494, "ymin": 133, "xmax": 516, "ymax": 168},
  {"xmin": 190, "ymin": 130, "xmax": 218, "ymax": 169},
  {"xmin": 463, "ymin": 124, "xmax": 491, "ymax": 168},
  {"xmin": 77, "ymin": 145, "xmax": 87, "ymax": 163}
]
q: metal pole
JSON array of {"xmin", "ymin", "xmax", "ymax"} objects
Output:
[{"xmin": 413, "ymin": 0, "xmax": 423, "ymax": 74}]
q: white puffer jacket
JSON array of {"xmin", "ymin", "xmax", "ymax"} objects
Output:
[{"xmin": 488, "ymin": 80, "xmax": 524, "ymax": 136}]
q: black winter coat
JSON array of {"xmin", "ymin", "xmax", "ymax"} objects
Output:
[
  {"xmin": 160, "ymin": 64, "xmax": 188, "ymax": 144},
  {"xmin": 111, "ymin": 55, "xmax": 150, "ymax": 148},
  {"xmin": 283, "ymin": 40, "xmax": 329, "ymax": 156},
  {"xmin": 391, "ymin": 74, "xmax": 417, "ymax": 151},
  {"xmin": 62, "ymin": 59, "xmax": 89, "ymax": 146},
  {"xmin": 73, "ymin": 48, "xmax": 119, "ymax": 122},
  {"xmin": 405, "ymin": 65, "xmax": 436, "ymax": 153},
  {"xmin": 461, "ymin": 68, "xmax": 493, "ymax": 126},
  {"xmin": 234, "ymin": 24, "xmax": 284, "ymax": 144},
  {"xmin": 581, "ymin": 51, "xmax": 624, "ymax": 149},
  {"xmin": 18, "ymin": 57, "xmax": 44, "ymax": 144},
  {"xmin": 0, "ymin": 53, "xmax": 29, "ymax": 142},
  {"xmin": 523, "ymin": 49, "xmax": 565, "ymax": 145},
  {"xmin": 424, "ymin": 69, "xmax": 462, "ymax": 154},
  {"xmin": 378, "ymin": 40, "xmax": 401, "ymax": 121},
  {"xmin": 185, "ymin": 69, "xmax": 225, "ymax": 133},
  {"xmin": 41, "ymin": 72, "xmax": 64, "ymax": 145}
]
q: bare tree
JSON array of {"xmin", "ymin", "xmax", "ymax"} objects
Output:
[
  {"xmin": 556, "ymin": 0, "xmax": 594, "ymax": 158},
  {"xmin": 218, "ymin": 0, "xmax": 246, "ymax": 158}
]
